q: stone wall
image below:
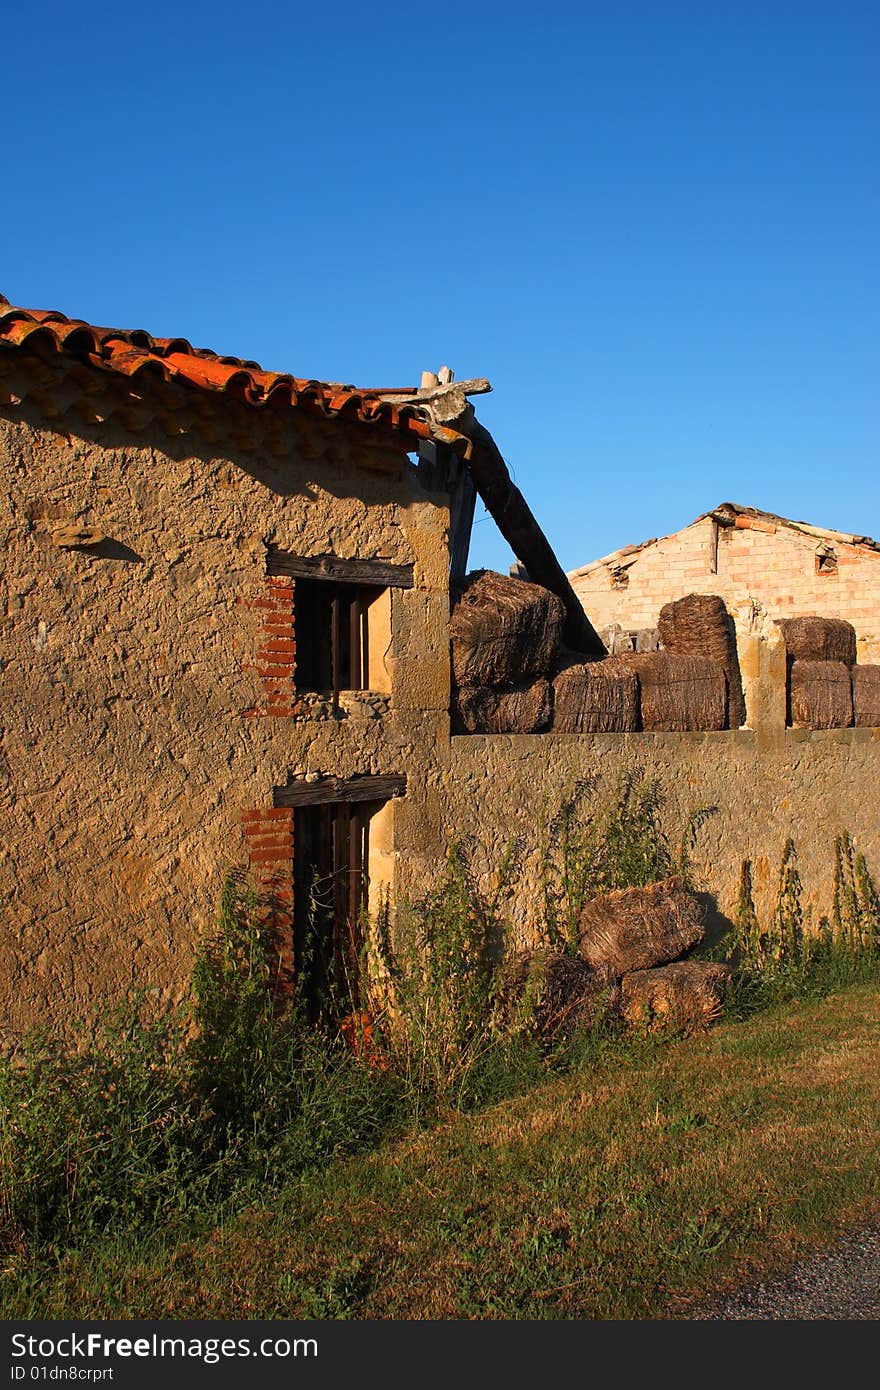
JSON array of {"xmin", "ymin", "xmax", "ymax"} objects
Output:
[
  {"xmin": 569, "ymin": 515, "xmax": 880, "ymax": 662},
  {"xmin": 0, "ymin": 355, "xmax": 453, "ymax": 1038},
  {"xmin": 435, "ymin": 726, "xmax": 880, "ymax": 941}
]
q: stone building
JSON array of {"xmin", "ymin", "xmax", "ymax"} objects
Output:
[
  {"xmin": 2, "ymin": 298, "xmax": 878, "ymax": 1040},
  {"xmin": 568, "ymin": 502, "xmax": 880, "ymax": 661}
]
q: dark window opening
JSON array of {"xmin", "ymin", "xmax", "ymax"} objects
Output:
[
  {"xmin": 293, "ymin": 801, "xmax": 371, "ymax": 1025},
  {"xmin": 294, "ymin": 580, "xmax": 380, "ymax": 693},
  {"xmin": 816, "ymin": 551, "xmax": 838, "ymax": 576}
]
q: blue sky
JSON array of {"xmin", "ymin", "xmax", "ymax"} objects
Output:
[{"xmin": 3, "ymin": 2, "xmax": 877, "ymax": 574}]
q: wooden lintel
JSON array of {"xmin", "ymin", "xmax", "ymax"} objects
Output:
[
  {"xmin": 274, "ymin": 774, "xmax": 407, "ymax": 808},
  {"xmin": 267, "ymin": 549, "xmax": 414, "ymax": 589}
]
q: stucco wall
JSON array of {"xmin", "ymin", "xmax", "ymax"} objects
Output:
[
  {"xmin": 434, "ymin": 726, "xmax": 880, "ymax": 941},
  {"xmin": 569, "ymin": 516, "xmax": 880, "ymax": 661},
  {"xmin": 0, "ymin": 356, "xmax": 453, "ymax": 1038}
]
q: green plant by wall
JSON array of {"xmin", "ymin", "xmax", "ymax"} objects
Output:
[
  {"xmin": 771, "ymin": 838, "xmax": 804, "ymax": 966},
  {"xmin": 832, "ymin": 832, "xmax": 880, "ymax": 954}
]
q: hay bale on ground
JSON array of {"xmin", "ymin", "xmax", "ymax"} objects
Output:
[
  {"xmin": 776, "ymin": 616, "xmax": 856, "ymax": 667},
  {"xmin": 503, "ymin": 950, "xmax": 620, "ymax": 1035},
  {"xmin": 577, "ymin": 877, "xmax": 705, "ymax": 976},
  {"xmin": 620, "ymin": 961, "xmax": 733, "ymax": 1034},
  {"xmin": 658, "ymin": 594, "xmax": 746, "ymax": 729},
  {"xmin": 452, "ymin": 678, "xmax": 551, "ymax": 734},
  {"xmin": 450, "ymin": 570, "xmax": 566, "ymax": 687},
  {"xmin": 616, "ymin": 652, "xmax": 727, "ymax": 731},
  {"xmin": 853, "ymin": 665, "xmax": 880, "ymax": 727},
  {"xmin": 552, "ymin": 656, "xmax": 640, "ymax": 733},
  {"xmin": 789, "ymin": 659, "xmax": 853, "ymax": 729}
]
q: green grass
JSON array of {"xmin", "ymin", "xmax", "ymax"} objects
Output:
[{"xmin": 4, "ymin": 980, "xmax": 880, "ymax": 1319}]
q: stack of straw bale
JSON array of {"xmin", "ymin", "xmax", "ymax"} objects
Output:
[
  {"xmin": 658, "ymin": 594, "xmax": 746, "ymax": 729},
  {"xmin": 450, "ymin": 571, "xmax": 565, "ymax": 733}
]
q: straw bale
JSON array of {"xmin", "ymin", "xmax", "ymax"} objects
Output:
[
  {"xmin": 503, "ymin": 950, "xmax": 620, "ymax": 1036},
  {"xmin": 450, "ymin": 570, "xmax": 566, "ymax": 687},
  {"xmin": 658, "ymin": 594, "xmax": 746, "ymax": 729},
  {"xmin": 620, "ymin": 961, "xmax": 733, "ymax": 1034},
  {"xmin": 776, "ymin": 616, "xmax": 856, "ymax": 667},
  {"xmin": 853, "ymin": 665, "xmax": 880, "ymax": 728},
  {"xmin": 577, "ymin": 877, "xmax": 705, "ymax": 976},
  {"xmin": 552, "ymin": 656, "xmax": 640, "ymax": 733},
  {"xmin": 452, "ymin": 677, "xmax": 551, "ymax": 734},
  {"xmin": 789, "ymin": 659, "xmax": 853, "ymax": 729},
  {"xmin": 616, "ymin": 652, "xmax": 727, "ymax": 731}
]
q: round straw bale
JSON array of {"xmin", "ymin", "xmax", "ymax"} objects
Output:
[
  {"xmin": 578, "ymin": 877, "xmax": 705, "ymax": 975},
  {"xmin": 658, "ymin": 594, "xmax": 746, "ymax": 729},
  {"xmin": 853, "ymin": 665, "xmax": 880, "ymax": 728},
  {"xmin": 620, "ymin": 960, "xmax": 732, "ymax": 1034},
  {"xmin": 789, "ymin": 659, "xmax": 853, "ymax": 729},
  {"xmin": 452, "ymin": 677, "xmax": 551, "ymax": 734},
  {"xmin": 552, "ymin": 657, "xmax": 640, "ymax": 733},
  {"xmin": 615, "ymin": 652, "xmax": 727, "ymax": 732},
  {"xmin": 776, "ymin": 616, "xmax": 857, "ymax": 667},
  {"xmin": 450, "ymin": 570, "xmax": 566, "ymax": 687},
  {"xmin": 502, "ymin": 950, "xmax": 620, "ymax": 1036}
]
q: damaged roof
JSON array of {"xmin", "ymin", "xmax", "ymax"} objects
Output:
[
  {"xmin": 569, "ymin": 501, "xmax": 880, "ymax": 581},
  {"xmin": 0, "ymin": 294, "xmax": 469, "ymax": 453}
]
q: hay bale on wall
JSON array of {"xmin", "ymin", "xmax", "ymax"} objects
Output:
[
  {"xmin": 853, "ymin": 665, "xmax": 880, "ymax": 728},
  {"xmin": 620, "ymin": 961, "xmax": 732, "ymax": 1034},
  {"xmin": 777, "ymin": 616, "xmax": 857, "ymax": 667},
  {"xmin": 617, "ymin": 652, "xmax": 727, "ymax": 732},
  {"xmin": 577, "ymin": 877, "xmax": 705, "ymax": 976},
  {"xmin": 789, "ymin": 659, "xmax": 853, "ymax": 729},
  {"xmin": 658, "ymin": 593, "xmax": 746, "ymax": 729},
  {"xmin": 503, "ymin": 950, "xmax": 620, "ymax": 1035},
  {"xmin": 452, "ymin": 677, "xmax": 552, "ymax": 734},
  {"xmin": 552, "ymin": 656, "xmax": 640, "ymax": 733},
  {"xmin": 450, "ymin": 570, "xmax": 566, "ymax": 687}
]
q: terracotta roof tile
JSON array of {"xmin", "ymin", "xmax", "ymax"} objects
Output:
[{"xmin": 0, "ymin": 298, "xmax": 438, "ymax": 447}]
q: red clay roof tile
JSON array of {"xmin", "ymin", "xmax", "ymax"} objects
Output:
[{"xmin": 0, "ymin": 298, "xmax": 438, "ymax": 447}]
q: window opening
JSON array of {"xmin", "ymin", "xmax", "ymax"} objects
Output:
[
  {"xmin": 275, "ymin": 773, "xmax": 406, "ymax": 1026},
  {"xmin": 294, "ymin": 579, "xmax": 376, "ymax": 694},
  {"xmin": 816, "ymin": 550, "xmax": 838, "ymax": 576},
  {"xmin": 293, "ymin": 801, "xmax": 371, "ymax": 1025}
]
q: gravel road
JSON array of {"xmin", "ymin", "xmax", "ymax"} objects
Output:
[{"xmin": 692, "ymin": 1216, "xmax": 880, "ymax": 1319}]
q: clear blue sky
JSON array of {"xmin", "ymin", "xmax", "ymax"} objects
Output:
[{"xmin": 3, "ymin": 2, "xmax": 877, "ymax": 574}]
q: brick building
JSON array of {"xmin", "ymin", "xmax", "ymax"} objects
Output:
[{"xmin": 568, "ymin": 502, "xmax": 880, "ymax": 661}]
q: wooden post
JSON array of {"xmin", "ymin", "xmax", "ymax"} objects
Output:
[{"xmin": 461, "ymin": 420, "xmax": 606, "ymax": 655}]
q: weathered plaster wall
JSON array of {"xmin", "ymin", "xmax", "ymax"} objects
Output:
[
  {"xmin": 0, "ymin": 358, "xmax": 452, "ymax": 1038},
  {"xmin": 436, "ymin": 726, "xmax": 880, "ymax": 941},
  {"xmin": 570, "ymin": 516, "xmax": 880, "ymax": 661}
]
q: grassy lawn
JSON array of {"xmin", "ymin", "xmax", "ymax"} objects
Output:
[{"xmin": 6, "ymin": 981, "xmax": 880, "ymax": 1320}]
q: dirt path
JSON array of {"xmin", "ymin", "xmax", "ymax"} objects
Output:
[{"xmin": 692, "ymin": 1216, "xmax": 880, "ymax": 1319}]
